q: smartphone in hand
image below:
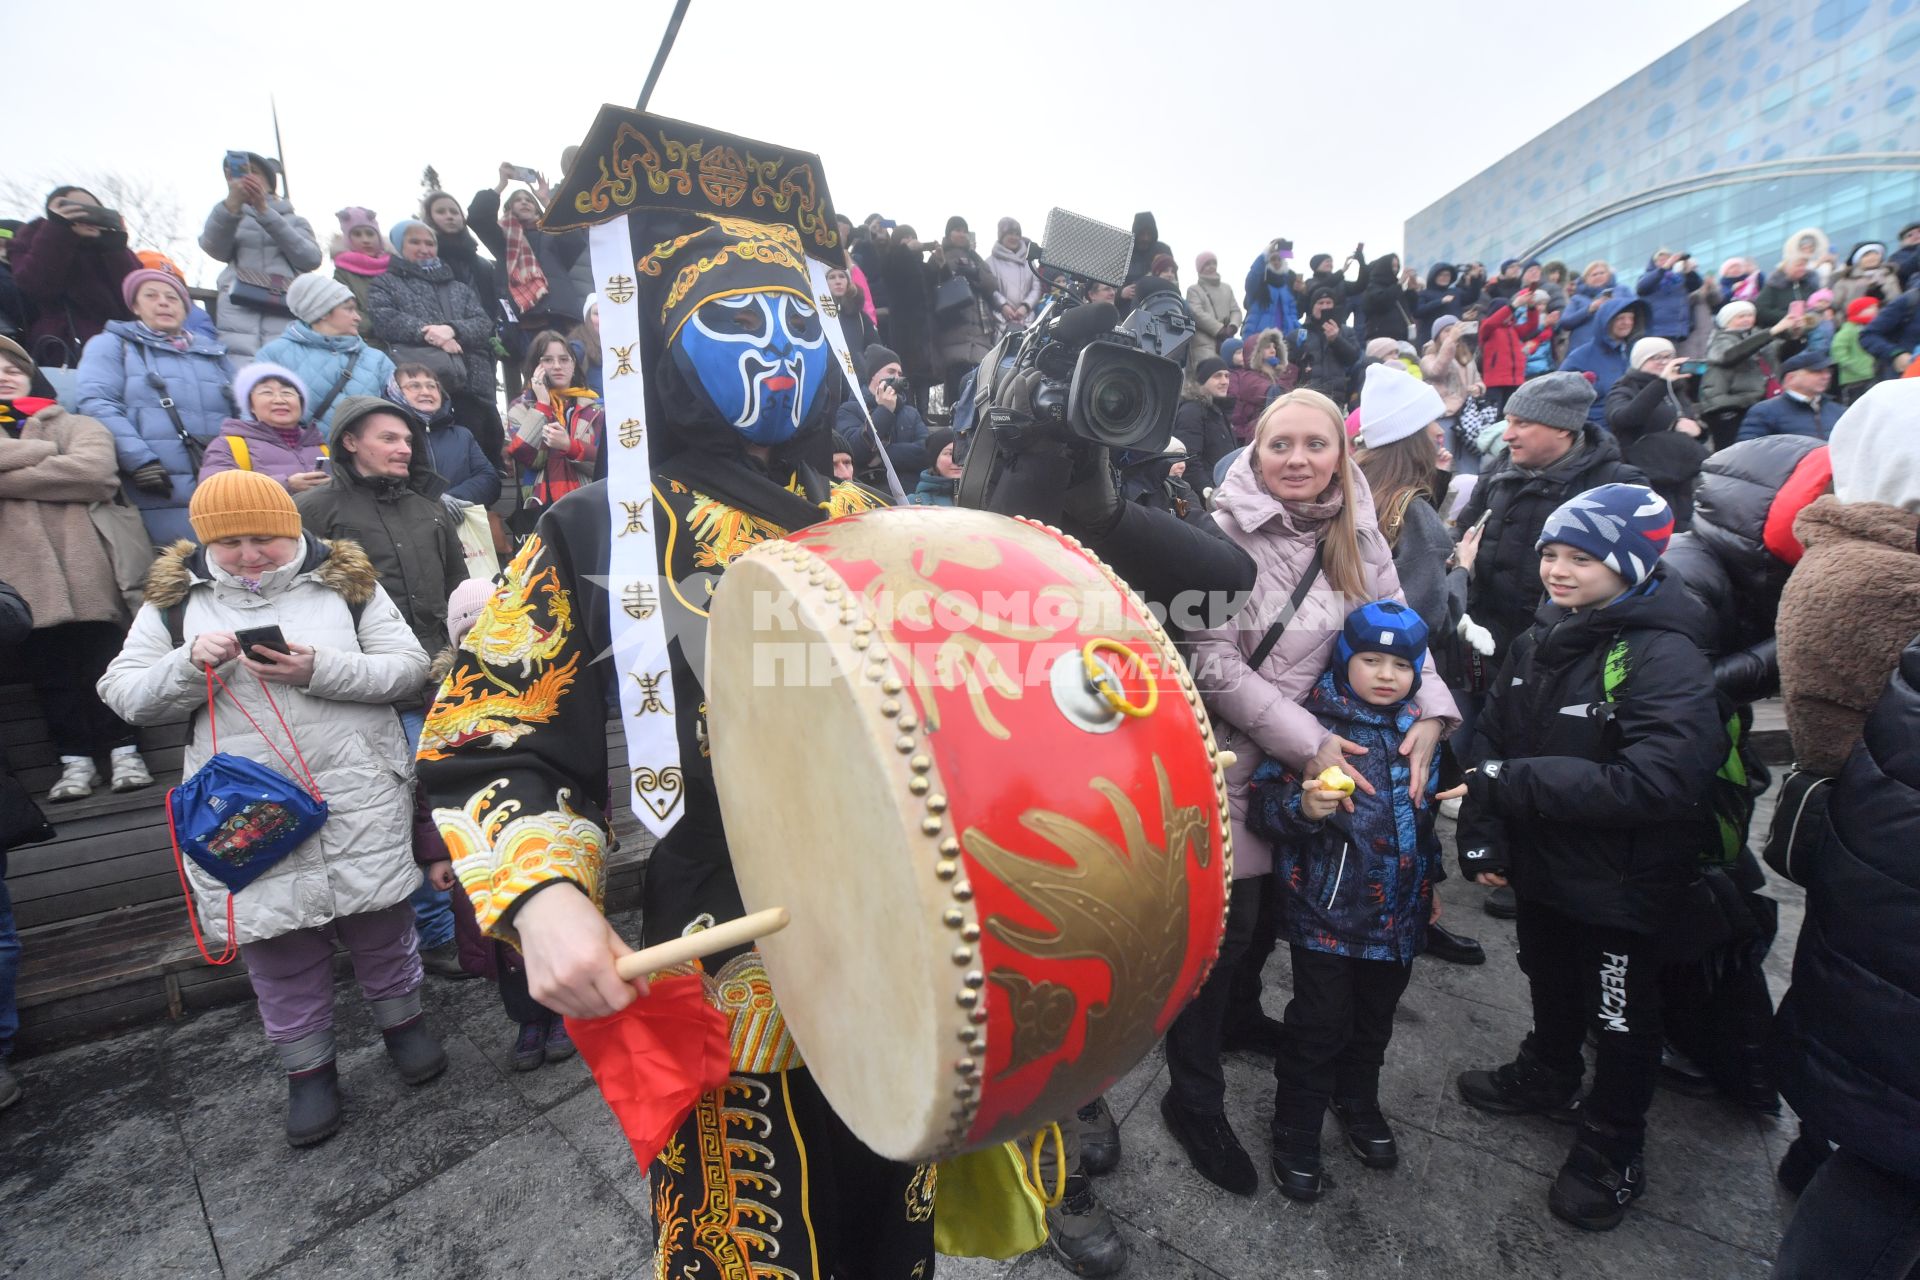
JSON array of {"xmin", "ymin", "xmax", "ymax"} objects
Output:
[
  {"xmin": 506, "ymin": 164, "xmax": 541, "ymax": 184},
  {"xmin": 235, "ymin": 625, "xmax": 290, "ymax": 659},
  {"xmin": 224, "ymin": 150, "xmax": 252, "ymax": 181}
]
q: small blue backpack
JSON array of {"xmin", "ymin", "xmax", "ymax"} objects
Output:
[{"xmin": 167, "ymin": 667, "xmax": 328, "ymax": 963}]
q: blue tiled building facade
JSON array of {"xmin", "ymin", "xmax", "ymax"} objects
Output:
[{"xmin": 1404, "ymin": 0, "xmax": 1920, "ymax": 275}]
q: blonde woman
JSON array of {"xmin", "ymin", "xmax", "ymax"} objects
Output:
[{"xmin": 1162, "ymin": 388, "xmax": 1457, "ymax": 1196}]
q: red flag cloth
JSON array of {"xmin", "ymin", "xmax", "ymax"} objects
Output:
[{"xmin": 564, "ymin": 973, "xmax": 732, "ymax": 1169}]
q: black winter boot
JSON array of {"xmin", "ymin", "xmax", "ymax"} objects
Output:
[
  {"xmin": 1457, "ymin": 1047, "xmax": 1583, "ymax": 1121},
  {"xmin": 1330, "ymin": 1098, "xmax": 1398, "ymax": 1169},
  {"xmin": 1044, "ymin": 1173, "xmax": 1129, "ymax": 1276},
  {"xmin": 286, "ymin": 1062, "xmax": 342, "ymax": 1148},
  {"xmin": 1270, "ymin": 1125, "xmax": 1331, "ymax": 1202},
  {"xmin": 1160, "ymin": 1092, "xmax": 1257, "ymax": 1195},
  {"xmin": 381, "ymin": 1015, "xmax": 448, "ymax": 1085},
  {"xmin": 1075, "ymin": 1095, "xmax": 1121, "ymax": 1176},
  {"xmin": 1548, "ymin": 1118, "xmax": 1644, "ymax": 1231},
  {"xmin": 1777, "ymin": 1131, "xmax": 1832, "ymax": 1197}
]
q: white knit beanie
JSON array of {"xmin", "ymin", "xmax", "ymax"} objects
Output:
[
  {"xmin": 1357, "ymin": 362, "xmax": 1446, "ymax": 449},
  {"xmin": 286, "ymin": 273, "xmax": 355, "ymax": 325},
  {"xmin": 1717, "ymin": 300, "xmax": 1756, "ymax": 327},
  {"xmin": 1629, "ymin": 336, "xmax": 1675, "ymax": 370},
  {"xmin": 1829, "ymin": 380, "xmax": 1920, "ymax": 514}
]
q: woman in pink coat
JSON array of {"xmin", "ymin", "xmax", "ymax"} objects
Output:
[{"xmin": 1159, "ymin": 387, "xmax": 1458, "ymax": 1192}]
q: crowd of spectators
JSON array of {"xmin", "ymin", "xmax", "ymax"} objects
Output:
[{"xmin": 2, "ymin": 153, "xmax": 1919, "ymax": 1277}]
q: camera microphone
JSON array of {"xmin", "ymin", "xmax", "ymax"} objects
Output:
[{"xmin": 1047, "ymin": 301, "xmax": 1119, "ymax": 350}]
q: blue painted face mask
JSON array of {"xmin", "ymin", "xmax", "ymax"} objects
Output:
[{"xmin": 670, "ymin": 290, "xmax": 827, "ymax": 445}]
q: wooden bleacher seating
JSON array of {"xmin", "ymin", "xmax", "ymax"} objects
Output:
[{"xmin": 3, "ymin": 683, "xmax": 649, "ymax": 1055}]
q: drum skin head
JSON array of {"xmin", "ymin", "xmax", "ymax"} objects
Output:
[{"xmin": 707, "ymin": 506, "xmax": 1231, "ymax": 1162}]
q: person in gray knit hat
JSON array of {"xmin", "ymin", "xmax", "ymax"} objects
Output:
[
  {"xmin": 1452, "ymin": 369, "xmax": 1646, "ymax": 920},
  {"xmin": 1503, "ymin": 370, "xmax": 1598, "ymax": 432},
  {"xmin": 255, "ymin": 274, "xmax": 397, "ymax": 431}
]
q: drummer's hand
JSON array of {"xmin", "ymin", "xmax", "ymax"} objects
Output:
[{"xmin": 513, "ymin": 881, "xmax": 649, "ymax": 1017}]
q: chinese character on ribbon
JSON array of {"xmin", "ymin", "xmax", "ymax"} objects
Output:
[
  {"xmin": 604, "ymin": 275, "xmax": 636, "ymax": 305},
  {"xmin": 611, "ymin": 344, "xmax": 637, "ymax": 378},
  {"xmin": 622, "ymin": 581, "xmax": 658, "ymax": 620},
  {"xmin": 618, "ymin": 418, "xmax": 644, "ymax": 448},
  {"xmin": 630, "ymin": 669, "xmax": 671, "ymax": 715},
  {"xmin": 817, "ymin": 292, "xmax": 840, "ymax": 320},
  {"xmin": 619, "ymin": 499, "xmax": 651, "ymax": 536}
]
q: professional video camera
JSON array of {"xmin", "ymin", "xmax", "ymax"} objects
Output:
[{"xmin": 957, "ymin": 209, "xmax": 1194, "ymax": 513}]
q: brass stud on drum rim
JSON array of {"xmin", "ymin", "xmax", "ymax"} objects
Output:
[
  {"xmin": 921, "ymin": 816, "xmax": 944, "ymax": 836},
  {"xmin": 951, "ymin": 946, "xmax": 973, "ymax": 965},
  {"xmin": 936, "ymin": 859, "xmax": 958, "ymax": 879},
  {"xmin": 896, "ymin": 735, "xmax": 916, "ymax": 753},
  {"xmin": 942, "ymin": 908, "xmax": 964, "ymax": 927},
  {"xmin": 909, "ymin": 775, "xmax": 929, "ymax": 795},
  {"xmin": 925, "ymin": 794, "xmax": 948, "ymax": 814}
]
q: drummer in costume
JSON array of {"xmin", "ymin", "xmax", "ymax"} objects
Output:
[{"xmin": 417, "ymin": 113, "xmax": 930, "ymax": 1277}]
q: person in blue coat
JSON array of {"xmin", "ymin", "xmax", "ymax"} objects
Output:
[
  {"xmin": 1243, "ymin": 241, "xmax": 1300, "ymax": 339},
  {"xmin": 74, "ymin": 269, "xmax": 234, "ymax": 544},
  {"xmin": 1861, "ymin": 288, "xmax": 1920, "ymax": 376},
  {"xmin": 1558, "ymin": 295, "xmax": 1648, "ymax": 426},
  {"xmin": 1634, "ymin": 251, "xmax": 1703, "ymax": 341},
  {"xmin": 255, "ymin": 275, "xmax": 397, "ymax": 432},
  {"xmin": 1244, "ymin": 602, "xmax": 1452, "ymax": 1204},
  {"xmin": 1734, "ymin": 351, "xmax": 1843, "ymax": 442},
  {"xmin": 1558, "ymin": 262, "xmax": 1622, "ymax": 341}
]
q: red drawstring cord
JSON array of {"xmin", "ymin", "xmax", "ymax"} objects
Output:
[
  {"xmin": 170, "ymin": 663, "xmax": 328, "ymax": 967},
  {"xmin": 202, "ymin": 664, "xmax": 324, "ymax": 801}
]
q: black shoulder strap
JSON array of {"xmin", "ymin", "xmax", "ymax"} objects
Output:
[
  {"xmin": 1248, "ymin": 542, "xmax": 1325, "ymax": 670},
  {"xmin": 308, "ymin": 347, "xmax": 362, "ymax": 427}
]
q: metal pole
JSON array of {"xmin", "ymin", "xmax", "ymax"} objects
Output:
[
  {"xmin": 271, "ymin": 95, "xmax": 290, "ymax": 199},
  {"xmin": 636, "ymin": 0, "xmax": 693, "ymax": 111}
]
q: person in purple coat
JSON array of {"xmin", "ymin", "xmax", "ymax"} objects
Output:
[{"xmin": 197, "ymin": 364, "xmax": 331, "ymax": 494}]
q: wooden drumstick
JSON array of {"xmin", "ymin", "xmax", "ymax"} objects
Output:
[{"xmin": 612, "ymin": 907, "xmax": 791, "ymax": 981}]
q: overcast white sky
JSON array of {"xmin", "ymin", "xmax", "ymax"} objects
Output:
[{"xmin": 9, "ymin": 0, "xmax": 1745, "ymax": 288}]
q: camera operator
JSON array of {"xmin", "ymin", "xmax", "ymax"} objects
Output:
[
  {"xmin": 973, "ymin": 285, "xmax": 1255, "ymax": 1278},
  {"xmin": 837, "ymin": 344, "xmax": 930, "ymax": 485}
]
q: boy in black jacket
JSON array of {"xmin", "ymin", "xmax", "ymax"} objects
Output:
[{"xmin": 1454, "ymin": 483, "xmax": 1726, "ymax": 1231}]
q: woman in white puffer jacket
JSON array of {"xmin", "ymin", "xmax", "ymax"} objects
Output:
[{"xmin": 97, "ymin": 468, "xmax": 439, "ymax": 1149}]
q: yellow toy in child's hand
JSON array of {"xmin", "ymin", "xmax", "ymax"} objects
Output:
[{"xmin": 1317, "ymin": 766, "xmax": 1357, "ymax": 796}]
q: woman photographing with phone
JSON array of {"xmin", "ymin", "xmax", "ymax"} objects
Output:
[
  {"xmin": 506, "ymin": 331, "xmax": 600, "ymax": 517},
  {"xmin": 8, "ymin": 186, "xmax": 143, "ymax": 366}
]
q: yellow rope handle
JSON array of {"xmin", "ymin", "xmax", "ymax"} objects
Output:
[
  {"xmin": 1026, "ymin": 1123, "xmax": 1068, "ymax": 1208},
  {"xmin": 1080, "ymin": 638, "xmax": 1158, "ymax": 719}
]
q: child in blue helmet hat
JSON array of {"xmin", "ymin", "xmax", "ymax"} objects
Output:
[
  {"xmin": 1453, "ymin": 482, "xmax": 1726, "ymax": 1232},
  {"xmin": 1248, "ymin": 599, "xmax": 1463, "ymax": 1203}
]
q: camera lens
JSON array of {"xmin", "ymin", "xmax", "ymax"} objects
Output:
[{"xmin": 1087, "ymin": 367, "xmax": 1146, "ymax": 430}]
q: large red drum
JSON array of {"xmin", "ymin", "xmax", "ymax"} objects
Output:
[{"xmin": 705, "ymin": 505, "xmax": 1232, "ymax": 1162}]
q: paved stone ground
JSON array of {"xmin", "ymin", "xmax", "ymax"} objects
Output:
[{"xmin": 2, "ymin": 802, "xmax": 1803, "ymax": 1280}]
